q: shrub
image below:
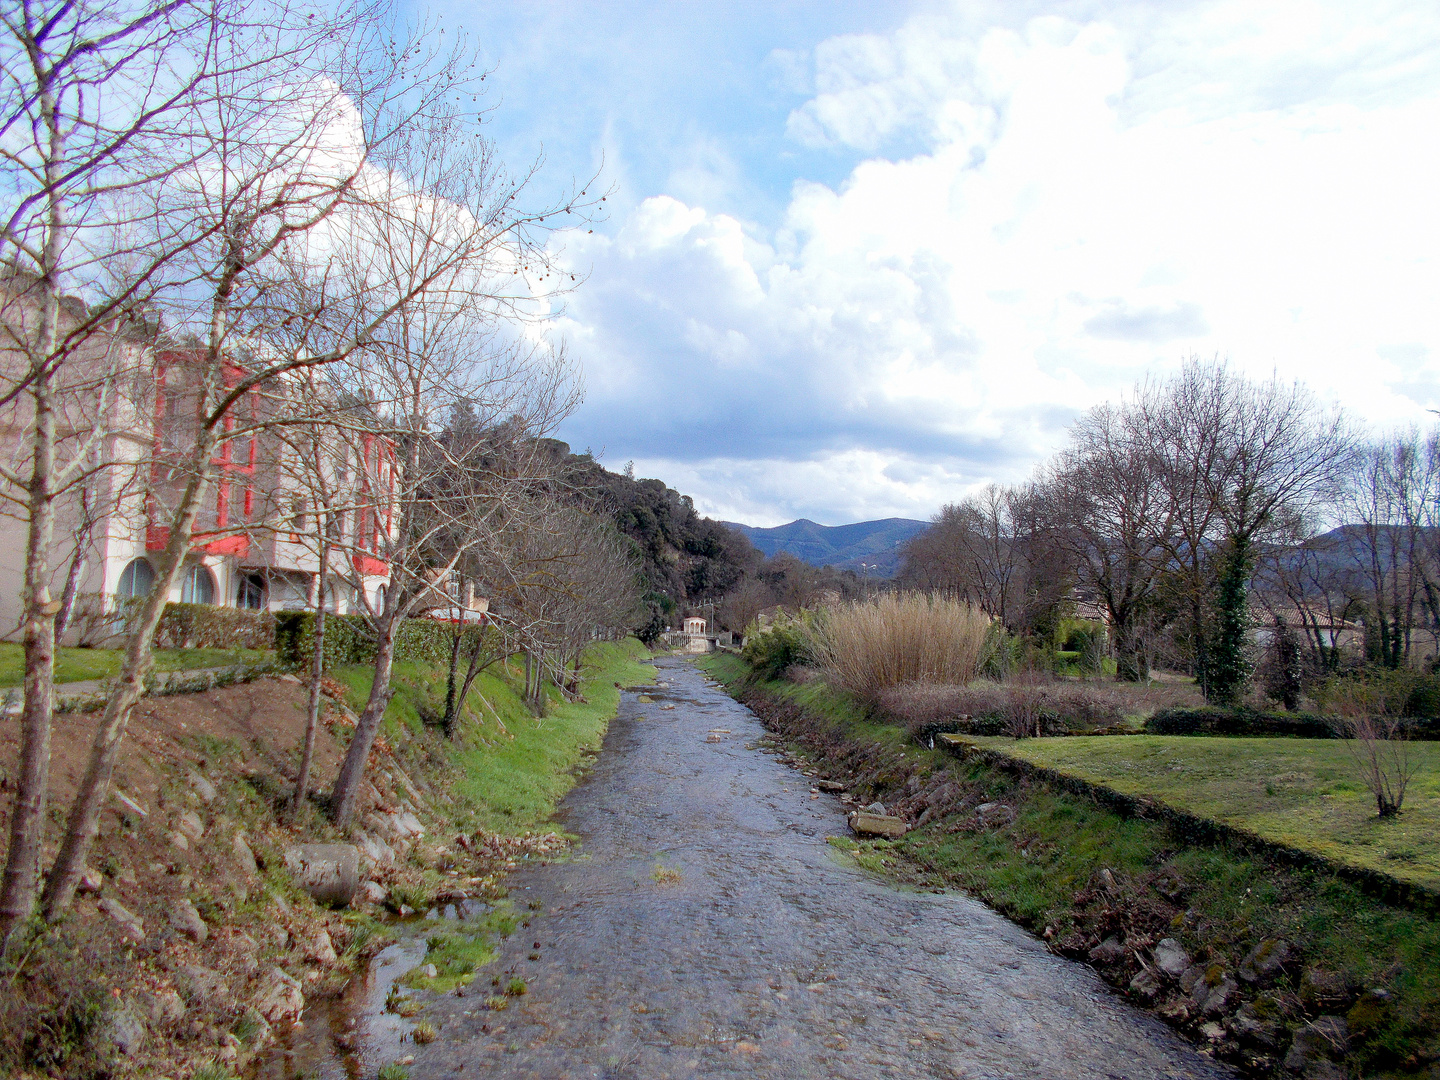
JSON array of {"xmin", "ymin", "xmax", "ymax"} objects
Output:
[
  {"xmin": 152, "ymin": 602, "xmax": 275, "ymax": 650},
  {"xmin": 811, "ymin": 593, "xmax": 991, "ymax": 700},
  {"xmin": 740, "ymin": 611, "xmax": 817, "ymax": 681},
  {"xmin": 877, "ymin": 678, "xmax": 1125, "ymax": 742},
  {"xmin": 1145, "ymin": 707, "xmax": 1342, "ymax": 738},
  {"xmin": 274, "ymin": 612, "xmax": 469, "ymax": 670},
  {"xmin": 1312, "ymin": 667, "xmax": 1440, "ymax": 720}
]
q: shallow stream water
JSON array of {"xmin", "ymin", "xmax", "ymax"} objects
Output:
[{"xmin": 279, "ymin": 657, "xmax": 1233, "ymax": 1080}]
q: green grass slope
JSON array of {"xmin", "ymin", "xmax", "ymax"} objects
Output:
[
  {"xmin": 968, "ymin": 734, "xmax": 1440, "ymax": 890},
  {"xmin": 332, "ymin": 638, "xmax": 654, "ymax": 833}
]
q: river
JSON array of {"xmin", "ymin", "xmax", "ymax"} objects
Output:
[{"xmin": 314, "ymin": 656, "xmax": 1233, "ymax": 1080}]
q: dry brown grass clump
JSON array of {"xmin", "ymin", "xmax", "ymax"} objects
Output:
[{"xmin": 812, "ymin": 593, "xmax": 991, "ymax": 700}]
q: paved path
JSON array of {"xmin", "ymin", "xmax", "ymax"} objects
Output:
[{"xmin": 370, "ymin": 658, "xmax": 1233, "ymax": 1079}]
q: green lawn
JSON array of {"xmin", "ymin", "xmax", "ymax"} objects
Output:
[
  {"xmin": 332, "ymin": 638, "xmax": 655, "ymax": 833},
  {"xmin": 966, "ymin": 734, "xmax": 1440, "ymax": 890},
  {"xmin": 0, "ymin": 642, "xmax": 274, "ymax": 688}
]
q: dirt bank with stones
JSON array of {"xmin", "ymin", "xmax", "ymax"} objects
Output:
[{"xmin": 0, "ymin": 674, "xmax": 556, "ymax": 1080}]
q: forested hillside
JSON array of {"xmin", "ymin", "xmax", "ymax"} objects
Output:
[{"xmin": 538, "ymin": 442, "xmax": 761, "ymax": 637}]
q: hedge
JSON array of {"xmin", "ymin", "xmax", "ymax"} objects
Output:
[
  {"xmin": 1145, "ymin": 706, "xmax": 1440, "ymax": 741},
  {"xmin": 274, "ymin": 611, "xmax": 483, "ymax": 671},
  {"xmin": 152, "ymin": 602, "xmax": 276, "ymax": 651}
]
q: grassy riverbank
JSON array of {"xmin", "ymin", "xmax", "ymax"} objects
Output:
[
  {"xmin": 700, "ymin": 653, "xmax": 1440, "ymax": 1079},
  {"xmin": 966, "ymin": 734, "xmax": 1440, "ymax": 890},
  {"xmin": 331, "ymin": 638, "xmax": 655, "ymax": 832}
]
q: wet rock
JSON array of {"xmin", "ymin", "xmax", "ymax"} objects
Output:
[
  {"xmin": 1240, "ymin": 939, "xmax": 1292, "ymax": 986},
  {"xmin": 232, "ymin": 833, "xmax": 258, "ymax": 875},
  {"xmin": 1088, "ymin": 936, "xmax": 1126, "ymax": 966},
  {"xmin": 1130, "ymin": 968, "xmax": 1163, "ymax": 1003},
  {"xmin": 1157, "ymin": 995, "xmax": 1192, "ymax": 1025},
  {"xmin": 253, "ymin": 966, "xmax": 305, "ymax": 1023},
  {"xmin": 177, "ymin": 810, "xmax": 205, "ymax": 842},
  {"xmin": 1201, "ymin": 976, "xmax": 1239, "ymax": 1017},
  {"xmin": 849, "ymin": 811, "xmax": 906, "ymax": 838},
  {"xmin": 1283, "ymin": 1016, "xmax": 1349, "ymax": 1075},
  {"xmin": 283, "ymin": 844, "xmax": 359, "ymax": 907},
  {"xmin": 1300, "ymin": 969, "xmax": 1356, "ymax": 1014},
  {"xmin": 98, "ymin": 897, "xmax": 144, "ymax": 941},
  {"xmin": 1153, "ymin": 938, "xmax": 1189, "ymax": 980},
  {"xmin": 103, "ymin": 1005, "xmax": 147, "ymax": 1056},
  {"xmin": 302, "ymin": 928, "xmax": 338, "ymax": 966},
  {"xmin": 1227, "ymin": 1003, "xmax": 1281, "ymax": 1051},
  {"xmin": 170, "ymin": 899, "xmax": 208, "ymax": 943}
]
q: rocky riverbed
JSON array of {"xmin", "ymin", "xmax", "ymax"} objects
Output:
[{"xmin": 340, "ymin": 657, "xmax": 1233, "ymax": 1079}]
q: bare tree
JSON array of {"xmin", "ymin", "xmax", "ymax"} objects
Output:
[
  {"xmin": 1140, "ymin": 359, "xmax": 1356, "ymax": 703},
  {"xmin": 36, "ymin": 0, "xmax": 599, "ymax": 916},
  {"xmin": 1043, "ymin": 401, "xmax": 1171, "ymax": 681},
  {"xmin": 323, "ymin": 305, "xmax": 580, "ymax": 826}
]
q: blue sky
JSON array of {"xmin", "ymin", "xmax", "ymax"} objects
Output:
[{"xmin": 429, "ymin": 0, "xmax": 1440, "ymax": 526}]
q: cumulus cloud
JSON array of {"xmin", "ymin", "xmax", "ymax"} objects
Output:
[
  {"xmin": 1084, "ymin": 301, "xmax": 1209, "ymax": 342},
  {"xmin": 553, "ymin": 3, "xmax": 1440, "ymax": 524}
]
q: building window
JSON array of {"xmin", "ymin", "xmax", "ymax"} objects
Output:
[
  {"xmin": 236, "ymin": 573, "xmax": 266, "ymax": 611},
  {"xmin": 181, "ymin": 565, "xmax": 216, "ymax": 605},
  {"xmin": 116, "ymin": 559, "xmax": 154, "ymax": 600}
]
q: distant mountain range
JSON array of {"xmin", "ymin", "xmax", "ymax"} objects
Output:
[{"xmin": 722, "ymin": 517, "xmax": 930, "ymax": 578}]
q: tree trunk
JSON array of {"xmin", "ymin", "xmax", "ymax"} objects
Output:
[
  {"xmin": 329, "ymin": 616, "xmax": 397, "ymax": 827},
  {"xmin": 290, "ymin": 589, "xmax": 326, "ymax": 821},
  {"xmin": 1, "ymin": 84, "xmax": 67, "ymax": 941},
  {"xmin": 1113, "ymin": 619, "xmax": 1148, "ymax": 682},
  {"xmin": 40, "ymin": 458, "xmax": 214, "ymax": 919},
  {"xmin": 0, "ymin": 370, "xmax": 58, "ymax": 944}
]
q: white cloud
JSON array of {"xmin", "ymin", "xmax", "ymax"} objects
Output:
[{"xmin": 555, "ymin": 2, "xmax": 1440, "ymax": 525}]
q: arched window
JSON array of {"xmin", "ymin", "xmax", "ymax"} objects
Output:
[
  {"xmin": 116, "ymin": 559, "xmax": 154, "ymax": 600},
  {"xmin": 236, "ymin": 573, "xmax": 266, "ymax": 611},
  {"xmin": 181, "ymin": 565, "xmax": 216, "ymax": 605}
]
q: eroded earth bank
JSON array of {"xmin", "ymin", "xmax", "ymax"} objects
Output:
[{"xmin": 367, "ymin": 658, "xmax": 1231, "ymax": 1080}]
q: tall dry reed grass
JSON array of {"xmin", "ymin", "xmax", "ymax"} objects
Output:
[{"xmin": 812, "ymin": 593, "xmax": 991, "ymax": 700}]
